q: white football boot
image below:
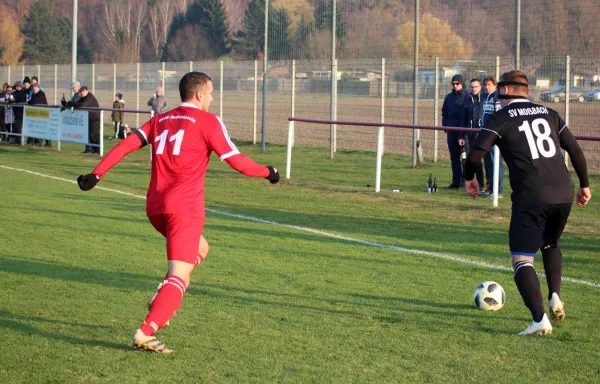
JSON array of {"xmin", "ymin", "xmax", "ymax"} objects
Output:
[
  {"xmin": 548, "ymin": 292, "xmax": 566, "ymax": 321},
  {"xmin": 518, "ymin": 313, "xmax": 552, "ymax": 336},
  {"xmin": 132, "ymin": 329, "xmax": 173, "ymax": 354}
]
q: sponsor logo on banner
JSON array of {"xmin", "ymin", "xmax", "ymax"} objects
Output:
[
  {"xmin": 23, "ymin": 107, "xmax": 89, "ymax": 144},
  {"xmin": 60, "ymin": 110, "xmax": 89, "ymax": 144},
  {"xmin": 23, "ymin": 107, "xmax": 59, "ymax": 140}
]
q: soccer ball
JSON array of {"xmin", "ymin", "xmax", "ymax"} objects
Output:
[{"xmin": 473, "ymin": 281, "xmax": 506, "ymax": 311}]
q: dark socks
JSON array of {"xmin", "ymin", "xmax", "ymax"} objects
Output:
[
  {"xmin": 514, "ymin": 261, "xmax": 545, "ymax": 322},
  {"xmin": 542, "ymin": 246, "xmax": 562, "ymax": 300}
]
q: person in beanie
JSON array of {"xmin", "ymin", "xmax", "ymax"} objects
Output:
[
  {"xmin": 110, "ymin": 93, "xmax": 125, "ymax": 140},
  {"xmin": 23, "ymin": 76, "xmax": 33, "ymax": 101},
  {"xmin": 10, "ymin": 81, "xmax": 27, "ymax": 145},
  {"xmin": 442, "ymin": 74, "xmax": 469, "ymax": 188}
]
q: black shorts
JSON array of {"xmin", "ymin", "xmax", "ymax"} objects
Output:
[{"xmin": 509, "ymin": 203, "xmax": 572, "ymax": 256}]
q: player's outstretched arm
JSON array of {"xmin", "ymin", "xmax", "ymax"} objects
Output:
[
  {"xmin": 77, "ymin": 132, "xmax": 146, "ymax": 191},
  {"xmin": 225, "ymin": 154, "xmax": 279, "ymax": 184}
]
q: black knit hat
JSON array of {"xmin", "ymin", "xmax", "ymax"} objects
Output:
[
  {"xmin": 32, "ymin": 76, "xmax": 39, "ymax": 82},
  {"xmin": 115, "ymin": 93, "xmax": 123, "ymax": 99},
  {"xmin": 23, "ymin": 76, "xmax": 31, "ymax": 84},
  {"xmin": 451, "ymin": 74, "xmax": 465, "ymax": 85}
]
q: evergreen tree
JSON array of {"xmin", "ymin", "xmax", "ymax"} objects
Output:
[
  {"xmin": 20, "ymin": 2, "xmax": 71, "ymax": 64},
  {"xmin": 233, "ymin": 0, "xmax": 293, "ymax": 60},
  {"xmin": 186, "ymin": 0, "xmax": 231, "ymax": 58},
  {"xmin": 314, "ymin": 1, "xmax": 346, "ymax": 39},
  {"xmin": 161, "ymin": 13, "xmax": 187, "ymax": 62}
]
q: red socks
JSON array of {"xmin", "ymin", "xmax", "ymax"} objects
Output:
[{"xmin": 140, "ymin": 276, "xmax": 186, "ymax": 336}]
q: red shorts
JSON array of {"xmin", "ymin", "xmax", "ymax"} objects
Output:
[{"xmin": 148, "ymin": 214, "xmax": 205, "ymax": 265}]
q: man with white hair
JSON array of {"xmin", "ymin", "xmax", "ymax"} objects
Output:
[{"xmin": 147, "ymin": 87, "xmax": 168, "ymax": 115}]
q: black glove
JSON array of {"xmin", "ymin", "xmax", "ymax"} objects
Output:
[
  {"xmin": 266, "ymin": 166, "xmax": 279, "ymax": 184},
  {"xmin": 77, "ymin": 174, "xmax": 100, "ymax": 191},
  {"xmin": 61, "ymin": 97, "xmax": 67, "ymax": 108}
]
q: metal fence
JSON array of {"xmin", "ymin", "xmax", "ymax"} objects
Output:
[{"xmin": 1, "ymin": 56, "xmax": 599, "ymax": 171}]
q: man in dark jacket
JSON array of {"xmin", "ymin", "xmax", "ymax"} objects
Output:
[
  {"xmin": 68, "ymin": 86, "xmax": 100, "ymax": 154},
  {"xmin": 480, "ymin": 76, "xmax": 504, "ymax": 198},
  {"xmin": 29, "ymin": 83, "xmax": 50, "ymax": 147},
  {"xmin": 442, "ymin": 74, "xmax": 469, "ymax": 188},
  {"xmin": 10, "ymin": 81, "xmax": 27, "ymax": 145},
  {"xmin": 459, "ymin": 78, "xmax": 485, "ymax": 189}
]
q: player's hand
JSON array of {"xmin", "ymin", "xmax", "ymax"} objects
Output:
[
  {"xmin": 577, "ymin": 187, "xmax": 591, "ymax": 207},
  {"xmin": 266, "ymin": 166, "xmax": 279, "ymax": 184},
  {"xmin": 465, "ymin": 179, "xmax": 479, "ymax": 199},
  {"xmin": 77, "ymin": 174, "xmax": 100, "ymax": 191}
]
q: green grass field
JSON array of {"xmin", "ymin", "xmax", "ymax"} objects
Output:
[{"xmin": 0, "ymin": 139, "xmax": 599, "ymax": 383}]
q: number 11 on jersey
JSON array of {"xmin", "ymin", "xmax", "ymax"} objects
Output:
[{"xmin": 155, "ymin": 129, "xmax": 185, "ymax": 155}]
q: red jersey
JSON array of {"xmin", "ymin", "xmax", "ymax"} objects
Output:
[{"xmin": 93, "ymin": 103, "xmax": 269, "ymax": 217}]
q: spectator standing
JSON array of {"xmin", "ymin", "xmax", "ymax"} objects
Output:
[
  {"xmin": 66, "ymin": 86, "xmax": 100, "ymax": 154},
  {"xmin": 148, "ymin": 87, "xmax": 168, "ymax": 115},
  {"xmin": 481, "ymin": 76, "xmax": 505, "ymax": 197},
  {"xmin": 110, "ymin": 93, "xmax": 125, "ymax": 140},
  {"xmin": 460, "ymin": 78, "xmax": 485, "ymax": 190},
  {"xmin": 28, "ymin": 83, "xmax": 51, "ymax": 147},
  {"xmin": 0, "ymin": 83, "xmax": 8, "ymax": 141},
  {"xmin": 442, "ymin": 74, "xmax": 469, "ymax": 188},
  {"xmin": 10, "ymin": 81, "xmax": 27, "ymax": 145},
  {"xmin": 23, "ymin": 76, "xmax": 32, "ymax": 101}
]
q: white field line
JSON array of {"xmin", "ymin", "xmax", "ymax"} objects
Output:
[{"xmin": 2, "ymin": 164, "xmax": 599, "ymax": 288}]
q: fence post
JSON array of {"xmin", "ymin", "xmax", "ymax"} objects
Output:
[
  {"xmin": 7, "ymin": 65, "xmax": 10, "ymax": 84},
  {"xmin": 381, "ymin": 58, "xmax": 386, "ymax": 155},
  {"xmin": 161, "ymin": 62, "xmax": 165, "ymax": 91},
  {"xmin": 492, "ymin": 146, "xmax": 500, "ymax": 208},
  {"xmin": 189, "ymin": 61, "xmax": 193, "ymax": 72},
  {"xmin": 495, "ymin": 56, "xmax": 500, "ymax": 83},
  {"xmin": 286, "ymin": 120, "xmax": 294, "ymax": 179},
  {"xmin": 333, "ymin": 58, "xmax": 338, "ymax": 153},
  {"xmin": 136, "ymin": 63, "xmax": 140, "ymax": 128},
  {"xmin": 253, "ymin": 60, "xmax": 258, "ymax": 145},
  {"xmin": 22, "ymin": 65, "xmax": 25, "ymax": 81},
  {"xmin": 219, "ymin": 60, "xmax": 223, "ymax": 119},
  {"xmin": 100, "ymin": 111, "xmax": 104, "ymax": 157},
  {"xmin": 57, "ymin": 109, "xmax": 61, "ymax": 152},
  {"xmin": 564, "ymin": 55, "xmax": 570, "ymax": 168},
  {"xmin": 92, "ymin": 64, "xmax": 95, "ymax": 94},
  {"xmin": 37, "ymin": 65, "xmax": 40, "ymax": 82},
  {"xmin": 433, "ymin": 57, "xmax": 439, "ymax": 162},
  {"xmin": 291, "ymin": 60, "xmax": 296, "ymax": 146},
  {"xmin": 113, "ymin": 63, "xmax": 117, "ymax": 99},
  {"xmin": 54, "ymin": 64, "xmax": 58, "ymax": 104},
  {"xmin": 375, "ymin": 126, "xmax": 384, "ymax": 193}
]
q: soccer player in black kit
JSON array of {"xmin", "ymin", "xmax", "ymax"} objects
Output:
[{"xmin": 463, "ymin": 70, "xmax": 592, "ymax": 335}]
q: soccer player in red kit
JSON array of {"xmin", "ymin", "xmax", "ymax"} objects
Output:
[{"xmin": 77, "ymin": 72, "xmax": 280, "ymax": 353}]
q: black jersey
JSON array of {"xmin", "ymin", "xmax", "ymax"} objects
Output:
[{"xmin": 473, "ymin": 100, "xmax": 574, "ymax": 204}]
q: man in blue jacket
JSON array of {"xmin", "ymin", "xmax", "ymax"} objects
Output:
[
  {"xmin": 459, "ymin": 78, "xmax": 485, "ymax": 190},
  {"xmin": 442, "ymin": 74, "xmax": 469, "ymax": 188},
  {"xmin": 480, "ymin": 76, "xmax": 504, "ymax": 197}
]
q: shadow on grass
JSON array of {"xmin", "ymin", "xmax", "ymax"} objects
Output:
[
  {"xmin": 0, "ymin": 258, "xmax": 523, "ymax": 333},
  {"xmin": 0, "ymin": 310, "xmax": 126, "ymax": 351}
]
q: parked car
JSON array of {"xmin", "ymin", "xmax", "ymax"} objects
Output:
[
  {"xmin": 586, "ymin": 86, "xmax": 600, "ymax": 102},
  {"xmin": 539, "ymin": 86, "xmax": 585, "ymax": 103}
]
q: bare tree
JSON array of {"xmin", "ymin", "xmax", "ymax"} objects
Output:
[
  {"xmin": 147, "ymin": 0, "xmax": 175, "ymax": 61},
  {"xmin": 99, "ymin": 0, "xmax": 147, "ymax": 63}
]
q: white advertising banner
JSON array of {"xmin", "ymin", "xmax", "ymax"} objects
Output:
[
  {"xmin": 23, "ymin": 106, "xmax": 59, "ymax": 140},
  {"xmin": 59, "ymin": 109, "xmax": 89, "ymax": 144},
  {"xmin": 23, "ymin": 107, "xmax": 89, "ymax": 144}
]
